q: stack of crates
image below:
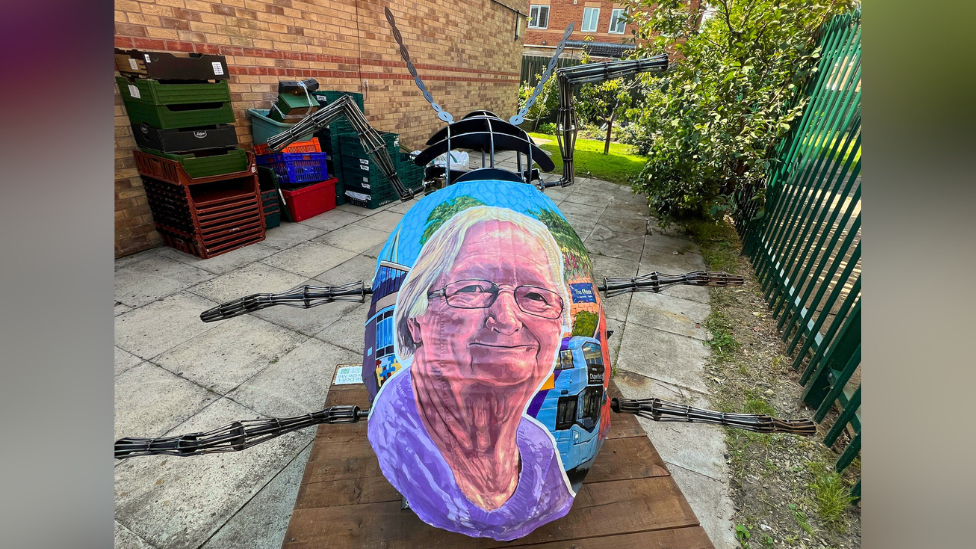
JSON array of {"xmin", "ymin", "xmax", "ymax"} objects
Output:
[
  {"xmin": 116, "ymin": 49, "xmax": 266, "ymax": 259},
  {"xmin": 339, "ymin": 132, "xmax": 402, "ymax": 209},
  {"xmin": 254, "ymin": 137, "xmax": 337, "ymax": 222},
  {"xmin": 257, "ymin": 167, "xmax": 281, "ymax": 229}
]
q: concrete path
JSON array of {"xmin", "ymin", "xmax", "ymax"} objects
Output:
[{"xmin": 114, "ymin": 172, "xmax": 735, "ymax": 548}]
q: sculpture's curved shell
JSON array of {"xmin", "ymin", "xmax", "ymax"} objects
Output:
[{"xmin": 359, "ymin": 180, "xmax": 612, "ymax": 540}]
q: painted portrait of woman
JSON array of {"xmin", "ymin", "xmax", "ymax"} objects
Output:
[{"xmin": 367, "ymin": 205, "xmax": 576, "ymax": 540}]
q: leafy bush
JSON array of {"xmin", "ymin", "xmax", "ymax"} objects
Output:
[
  {"xmin": 625, "ymin": 0, "xmax": 855, "ymax": 224},
  {"xmin": 517, "ymin": 73, "xmax": 559, "ymax": 130},
  {"xmin": 536, "ymin": 122, "xmax": 558, "ymax": 135}
]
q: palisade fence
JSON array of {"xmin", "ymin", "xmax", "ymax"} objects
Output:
[{"xmin": 733, "ymin": 11, "xmax": 861, "ymax": 500}]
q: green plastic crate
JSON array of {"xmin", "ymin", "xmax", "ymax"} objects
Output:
[
  {"xmin": 338, "ymin": 132, "xmax": 399, "ymax": 160},
  {"xmin": 139, "ymin": 147, "xmax": 248, "ymax": 178},
  {"xmin": 124, "ymin": 101, "xmax": 235, "ymax": 130},
  {"xmin": 246, "ymin": 108, "xmax": 314, "ymax": 145},
  {"xmin": 116, "ymin": 77, "xmax": 230, "ymax": 106},
  {"xmin": 268, "ymin": 92, "xmax": 319, "ymax": 122},
  {"xmin": 343, "ymin": 185, "xmax": 397, "ymax": 209}
]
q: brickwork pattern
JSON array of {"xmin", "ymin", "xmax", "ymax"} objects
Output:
[{"xmin": 114, "ymin": 0, "xmax": 527, "ymax": 257}]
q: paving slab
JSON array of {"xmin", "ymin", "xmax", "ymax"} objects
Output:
[
  {"xmin": 314, "ymin": 254, "xmax": 378, "ymax": 286},
  {"xmin": 115, "ymin": 521, "xmax": 155, "ymax": 549},
  {"xmin": 228, "ymin": 338, "xmax": 360, "ymax": 417},
  {"xmin": 313, "ymin": 301, "xmax": 369, "ymax": 355},
  {"xmin": 115, "ymin": 253, "xmax": 215, "ymax": 308},
  {"xmin": 159, "ymin": 243, "xmax": 278, "ymax": 275},
  {"xmin": 115, "ymin": 292, "xmax": 219, "ymax": 360},
  {"xmin": 114, "ymin": 246, "xmax": 165, "ymax": 270},
  {"xmin": 250, "ymin": 283, "xmax": 362, "ymax": 338},
  {"xmin": 615, "ymin": 322, "xmax": 712, "ymax": 394},
  {"xmin": 669, "ymin": 466, "xmax": 737, "ymax": 549},
  {"xmin": 627, "ymin": 292, "xmax": 711, "ymax": 340},
  {"xmin": 335, "ymin": 203, "xmax": 390, "ymax": 217},
  {"xmin": 555, "ymin": 199, "xmax": 608, "ymax": 218},
  {"xmin": 188, "ymin": 263, "xmax": 306, "ymax": 305},
  {"xmin": 261, "ymin": 222, "xmax": 326, "ymax": 250},
  {"xmin": 114, "ymin": 362, "xmax": 219, "ymax": 441},
  {"xmin": 296, "ymin": 209, "xmax": 365, "ymax": 233},
  {"xmin": 115, "ymin": 346, "xmax": 143, "ymax": 377},
  {"xmin": 589, "ymin": 254, "xmax": 640, "ymax": 323},
  {"xmin": 199, "ymin": 445, "xmax": 313, "ymax": 549},
  {"xmin": 313, "ymin": 225, "xmax": 391, "ymax": 254},
  {"xmin": 585, "ymin": 225, "xmax": 647, "ymax": 259},
  {"xmin": 260, "ymin": 241, "xmax": 357, "ymax": 278},
  {"xmin": 114, "ymin": 397, "xmax": 313, "ymax": 549},
  {"xmin": 387, "ymin": 198, "xmax": 420, "ymax": 214},
  {"xmin": 153, "ymin": 315, "xmax": 307, "ymax": 395},
  {"xmin": 350, "ymin": 210, "xmax": 404, "ymax": 231}
]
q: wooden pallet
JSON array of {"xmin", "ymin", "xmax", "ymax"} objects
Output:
[{"xmin": 282, "ymin": 377, "xmax": 714, "ymax": 549}]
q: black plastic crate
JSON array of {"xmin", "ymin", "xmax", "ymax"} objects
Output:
[
  {"xmin": 131, "ymin": 123, "xmax": 238, "ymax": 153},
  {"xmin": 115, "ymin": 49, "xmax": 229, "ymax": 81}
]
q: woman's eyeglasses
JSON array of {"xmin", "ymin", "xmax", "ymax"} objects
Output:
[{"xmin": 428, "ymin": 279, "xmax": 564, "ymax": 319}]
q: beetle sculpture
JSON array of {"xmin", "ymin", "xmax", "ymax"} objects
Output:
[{"xmin": 115, "ymin": 9, "xmax": 817, "ymax": 542}]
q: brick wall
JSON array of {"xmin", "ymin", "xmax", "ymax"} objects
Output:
[
  {"xmin": 523, "ymin": 0, "xmax": 701, "ymax": 49},
  {"xmin": 114, "ymin": 0, "xmax": 527, "ymax": 257}
]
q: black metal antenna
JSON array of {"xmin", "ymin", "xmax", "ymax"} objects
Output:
[{"xmin": 385, "ymin": 7, "xmax": 454, "ymax": 123}]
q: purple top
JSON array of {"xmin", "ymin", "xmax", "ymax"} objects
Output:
[{"xmin": 368, "ymin": 367, "xmax": 575, "ymax": 541}]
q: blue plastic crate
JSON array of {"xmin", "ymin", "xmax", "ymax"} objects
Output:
[{"xmin": 256, "ymin": 151, "xmax": 329, "ymax": 185}]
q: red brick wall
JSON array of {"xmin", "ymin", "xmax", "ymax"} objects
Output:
[
  {"xmin": 523, "ymin": 0, "xmax": 700, "ymax": 48},
  {"xmin": 114, "ymin": 0, "xmax": 527, "ymax": 257}
]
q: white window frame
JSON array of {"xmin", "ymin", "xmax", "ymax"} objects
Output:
[
  {"xmin": 608, "ymin": 8, "xmax": 626, "ymax": 34},
  {"xmin": 528, "ymin": 5, "xmax": 550, "ymax": 30},
  {"xmin": 581, "ymin": 7, "xmax": 600, "ymax": 33}
]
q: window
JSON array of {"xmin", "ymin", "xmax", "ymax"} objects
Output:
[
  {"xmin": 608, "ymin": 8, "xmax": 626, "ymax": 34},
  {"xmin": 528, "ymin": 5, "xmax": 549, "ymax": 29},
  {"xmin": 581, "ymin": 7, "xmax": 600, "ymax": 32}
]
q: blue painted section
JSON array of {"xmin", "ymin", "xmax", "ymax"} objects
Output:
[
  {"xmin": 375, "ymin": 180, "xmax": 566, "ymax": 270},
  {"xmin": 529, "ymin": 336, "xmax": 607, "ymax": 472},
  {"xmin": 569, "ymin": 283, "xmax": 597, "ymax": 303}
]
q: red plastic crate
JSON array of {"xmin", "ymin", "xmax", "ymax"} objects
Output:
[
  {"xmin": 134, "ymin": 149, "xmax": 255, "ymax": 186},
  {"xmin": 280, "ymin": 178, "xmax": 337, "ymax": 222}
]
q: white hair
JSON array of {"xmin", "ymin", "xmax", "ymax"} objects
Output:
[{"xmin": 394, "ymin": 206, "xmax": 570, "ymax": 362}]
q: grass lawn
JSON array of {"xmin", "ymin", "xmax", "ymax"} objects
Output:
[{"xmin": 528, "ymin": 133, "xmax": 647, "ymax": 185}]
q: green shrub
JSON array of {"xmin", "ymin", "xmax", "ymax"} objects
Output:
[{"xmin": 625, "ymin": 0, "xmax": 856, "ymax": 224}]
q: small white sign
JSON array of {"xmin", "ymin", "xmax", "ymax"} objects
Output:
[
  {"xmin": 128, "ymin": 58, "xmax": 139, "ymax": 71},
  {"xmin": 144, "ymin": 53, "xmax": 151, "ymax": 63},
  {"xmin": 359, "ymin": 164, "xmax": 369, "ymax": 171},
  {"xmin": 127, "ymin": 84, "xmax": 141, "ymax": 99},
  {"xmin": 334, "ymin": 366, "xmax": 363, "ymax": 385},
  {"xmin": 212, "ymin": 61, "xmax": 224, "ymax": 76}
]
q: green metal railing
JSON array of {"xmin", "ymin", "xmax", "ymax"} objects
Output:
[
  {"xmin": 520, "ymin": 55, "xmax": 581, "ymax": 86},
  {"xmin": 733, "ymin": 11, "xmax": 861, "ymax": 500}
]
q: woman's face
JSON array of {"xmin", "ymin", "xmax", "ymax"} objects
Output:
[{"xmin": 408, "ymin": 220, "xmax": 564, "ymax": 442}]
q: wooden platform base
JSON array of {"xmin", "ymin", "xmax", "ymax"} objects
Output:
[{"xmin": 282, "ymin": 380, "xmax": 714, "ymax": 548}]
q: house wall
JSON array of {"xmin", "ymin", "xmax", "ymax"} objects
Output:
[
  {"xmin": 523, "ymin": 0, "xmax": 701, "ymax": 50},
  {"xmin": 114, "ymin": 0, "xmax": 527, "ymax": 257}
]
